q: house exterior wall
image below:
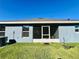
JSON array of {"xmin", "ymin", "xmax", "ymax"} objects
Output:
[
  {"xmin": 5, "ymin": 26, "xmax": 22, "ymax": 42},
  {"xmin": 5, "ymin": 26, "xmax": 33, "ymax": 42},
  {"xmin": 4, "ymin": 25, "xmax": 79, "ymax": 43},
  {"xmin": 59, "ymin": 25, "xmax": 79, "ymax": 42}
]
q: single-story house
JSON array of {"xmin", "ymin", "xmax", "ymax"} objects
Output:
[{"xmin": 0, "ymin": 19, "xmax": 79, "ymax": 43}]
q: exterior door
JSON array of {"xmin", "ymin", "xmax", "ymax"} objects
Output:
[{"xmin": 42, "ymin": 26, "xmax": 50, "ymax": 39}]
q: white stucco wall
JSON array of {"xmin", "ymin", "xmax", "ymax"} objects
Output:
[
  {"xmin": 5, "ymin": 26, "xmax": 33, "ymax": 42},
  {"xmin": 6, "ymin": 25, "xmax": 79, "ymax": 43},
  {"xmin": 59, "ymin": 26, "xmax": 79, "ymax": 42}
]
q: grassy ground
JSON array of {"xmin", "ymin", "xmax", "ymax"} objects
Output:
[{"xmin": 0, "ymin": 43, "xmax": 79, "ymax": 59}]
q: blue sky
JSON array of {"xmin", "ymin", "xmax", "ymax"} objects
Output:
[{"xmin": 0, "ymin": 0, "xmax": 79, "ymax": 20}]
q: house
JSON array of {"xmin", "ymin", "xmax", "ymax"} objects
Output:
[{"xmin": 0, "ymin": 19, "xmax": 79, "ymax": 43}]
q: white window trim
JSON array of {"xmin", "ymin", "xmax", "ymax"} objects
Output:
[
  {"xmin": 75, "ymin": 25, "xmax": 79, "ymax": 33},
  {"xmin": 22, "ymin": 26, "xmax": 29, "ymax": 37},
  {"xmin": 0, "ymin": 31, "xmax": 5, "ymax": 32},
  {"xmin": 41, "ymin": 26, "xmax": 50, "ymax": 39},
  {"xmin": 22, "ymin": 31, "xmax": 29, "ymax": 32}
]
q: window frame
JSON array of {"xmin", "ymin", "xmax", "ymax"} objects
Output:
[
  {"xmin": 75, "ymin": 25, "xmax": 79, "ymax": 33},
  {"xmin": 22, "ymin": 26, "xmax": 29, "ymax": 37}
]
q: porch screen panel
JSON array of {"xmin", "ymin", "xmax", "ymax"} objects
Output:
[
  {"xmin": 50, "ymin": 25, "xmax": 59, "ymax": 39},
  {"xmin": 33, "ymin": 26, "xmax": 41, "ymax": 39},
  {"xmin": 0, "ymin": 26, "xmax": 5, "ymax": 36}
]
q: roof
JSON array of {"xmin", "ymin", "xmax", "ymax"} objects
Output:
[{"xmin": 0, "ymin": 18, "xmax": 79, "ymax": 24}]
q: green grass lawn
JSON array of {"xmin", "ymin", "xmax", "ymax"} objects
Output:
[{"xmin": 0, "ymin": 43, "xmax": 79, "ymax": 59}]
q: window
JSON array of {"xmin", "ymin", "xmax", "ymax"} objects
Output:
[
  {"xmin": 75, "ymin": 25, "xmax": 79, "ymax": 32},
  {"xmin": 22, "ymin": 26, "xmax": 29, "ymax": 37},
  {"xmin": 0, "ymin": 26, "xmax": 5, "ymax": 36}
]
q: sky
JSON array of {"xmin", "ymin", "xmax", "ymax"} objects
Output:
[{"xmin": 0, "ymin": 0, "xmax": 79, "ymax": 20}]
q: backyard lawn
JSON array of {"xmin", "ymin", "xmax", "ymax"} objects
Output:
[{"xmin": 0, "ymin": 43, "xmax": 79, "ymax": 59}]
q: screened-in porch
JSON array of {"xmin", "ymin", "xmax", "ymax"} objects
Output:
[{"xmin": 33, "ymin": 24, "xmax": 59, "ymax": 42}]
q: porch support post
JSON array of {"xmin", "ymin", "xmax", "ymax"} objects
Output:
[
  {"xmin": 41, "ymin": 26, "xmax": 43, "ymax": 39},
  {"xmin": 49, "ymin": 26, "xmax": 50, "ymax": 39}
]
